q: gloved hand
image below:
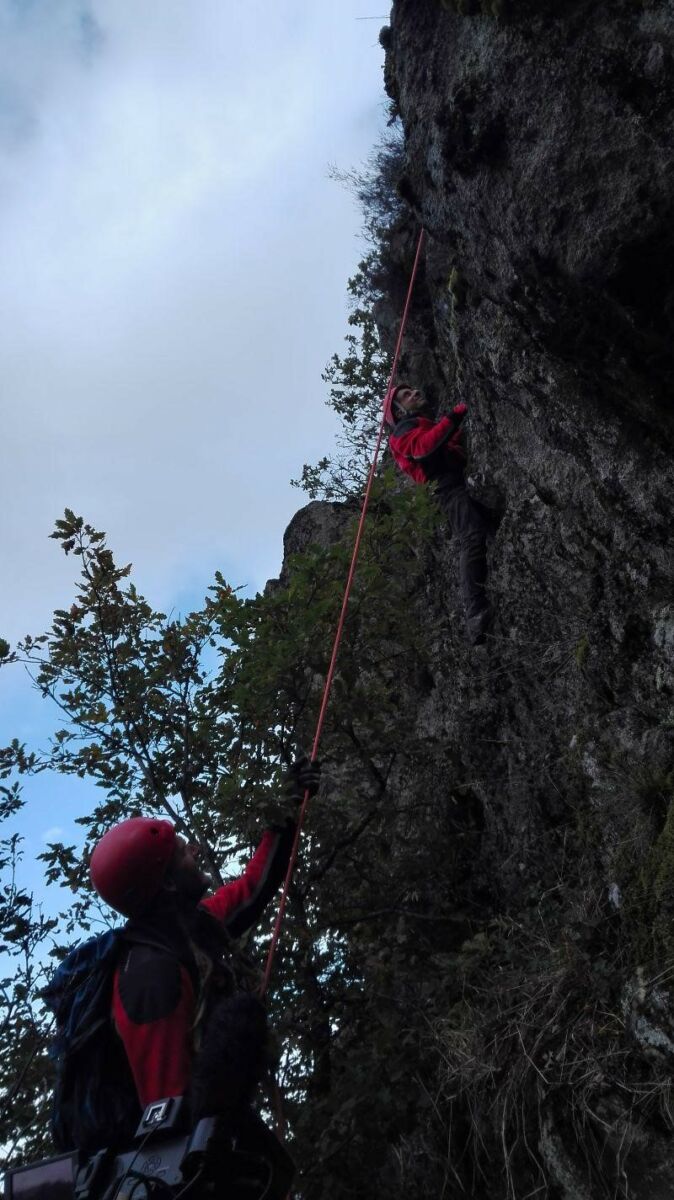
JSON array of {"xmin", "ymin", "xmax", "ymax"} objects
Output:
[
  {"xmin": 441, "ymin": 402, "xmax": 467, "ymax": 438},
  {"xmin": 283, "ymin": 755, "xmax": 322, "ymax": 806}
]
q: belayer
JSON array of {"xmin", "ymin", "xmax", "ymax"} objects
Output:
[
  {"xmin": 43, "ymin": 755, "xmax": 321, "ymax": 1193},
  {"xmin": 384, "ymin": 383, "xmax": 493, "ymax": 646}
]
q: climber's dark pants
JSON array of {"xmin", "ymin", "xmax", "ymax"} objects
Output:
[{"xmin": 435, "ymin": 478, "xmax": 489, "ymax": 635}]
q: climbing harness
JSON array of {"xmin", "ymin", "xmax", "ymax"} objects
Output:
[
  {"xmin": 261, "ymin": 227, "xmax": 426, "ymax": 997},
  {"xmin": 4, "ymin": 1095, "xmax": 293, "ymax": 1200}
]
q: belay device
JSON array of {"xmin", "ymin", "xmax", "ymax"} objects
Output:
[{"xmin": 4, "ymin": 1094, "xmax": 294, "ymax": 1199}]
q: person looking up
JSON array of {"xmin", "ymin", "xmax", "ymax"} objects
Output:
[{"xmin": 74, "ymin": 756, "xmax": 321, "ymax": 1161}]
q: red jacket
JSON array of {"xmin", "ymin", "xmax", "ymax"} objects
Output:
[
  {"xmin": 389, "ymin": 410, "xmax": 466, "ymax": 484},
  {"xmin": 112, "ymin": 825, "xmax": 293, "ymax": 1107}
]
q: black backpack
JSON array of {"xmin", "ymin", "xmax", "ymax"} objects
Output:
[{"xmin": 43, "ymin": 929, "xmax": 141, "ymax": 1153}]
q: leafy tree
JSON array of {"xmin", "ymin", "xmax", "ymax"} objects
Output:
[
  {"xmin": 0, "ymin": 481, "xmax": 449, "ymax": 1188},
  {"xmin": 329, "ymin": 126, "xmax": 406, "ymax": 247},
  {"xmin": 0, "ymin": 808, "xmax": 58, "ymax": 1164},
  {"xmin": 292, "ymin": 257, "xmax": 391, "ymax": 501}
]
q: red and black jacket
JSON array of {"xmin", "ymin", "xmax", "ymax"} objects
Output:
[
  {"xmin": 112, "ymin": 824, "xmax": 294, "ymax": 1108},
  {"xmin": 389, "ymin": 412, "xmax": 466, "ymax": 485}
]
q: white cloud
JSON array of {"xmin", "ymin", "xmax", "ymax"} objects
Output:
[
  {"xmin": 0, "ymin": 0, "xmax": 386, "ymax": 655},
  {"xmin": 41, "ymin": 825, "xmax": 64, "ymax": 844}
]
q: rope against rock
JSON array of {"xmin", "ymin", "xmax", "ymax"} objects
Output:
[{"xmin": 261, "ymin": 227, "xmax": 426, "ymax": 997}]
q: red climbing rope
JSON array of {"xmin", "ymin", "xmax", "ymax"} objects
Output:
[{"xmin": 261, "ymin": 227, "xmax": 426, "ymax": 997}]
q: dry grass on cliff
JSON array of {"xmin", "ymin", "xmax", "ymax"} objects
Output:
[{"xmin": 427, "ymin": 885, "xmax": 674, "ymax": 1199}]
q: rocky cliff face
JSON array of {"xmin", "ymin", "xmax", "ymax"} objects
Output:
[
  {"xmin": 279, "ymin": 3, "xmax": 674, "ymax": 1197},
  {"xmin": 385, "ymin": 0, "xmax": 674, "ymax": 890}
]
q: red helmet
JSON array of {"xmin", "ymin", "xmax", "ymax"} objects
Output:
[
  {"xmin": 90, "ymin": 817, "xmax": 176, "ymax": 917},
  {"xmin": 383, "ymin": 384, "xmax": 404, "ymax": 427}
]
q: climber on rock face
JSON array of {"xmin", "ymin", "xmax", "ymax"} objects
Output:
[{"xmin": 384, "ymin": 383, "xmax": 492, "ymax": 646}]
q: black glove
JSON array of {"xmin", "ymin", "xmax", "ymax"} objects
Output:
[{"xmin": 283, "ymin": 755, "xmax": 322, "ymax": 806}]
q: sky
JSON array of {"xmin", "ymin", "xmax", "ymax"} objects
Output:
[{"xmin": 0, "ymin": 1, "xmax": 389, "ymax": 900}]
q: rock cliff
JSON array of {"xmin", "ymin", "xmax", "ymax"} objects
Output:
[{"xmin": 280, "ymin": 3, "xmax": 674, "ymax": 1196}]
